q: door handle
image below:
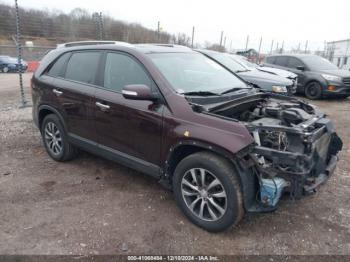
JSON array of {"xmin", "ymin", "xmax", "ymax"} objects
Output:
[
  {"xmin": 53, "ymin": 89, "xmax": 63, "ymax": 96},
  {"xmin": 96, "ymin": 102, "xmax": 110, "ymax": 111}
]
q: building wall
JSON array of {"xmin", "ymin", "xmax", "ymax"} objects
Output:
[{"xmin": 326, "ymin": 39, "xmax": 350, "ymax": 70}]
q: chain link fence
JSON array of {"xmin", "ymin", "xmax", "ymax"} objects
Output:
[{"xmin": 0, "ymin": 1, "xmax": 178, "ymax": 107}]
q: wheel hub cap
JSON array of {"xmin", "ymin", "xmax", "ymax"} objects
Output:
[
  {"xmin": 44, "ymin": 122, "xmax": 62, "ymax": 155},
  {"xmin": 181, "ymin": 168, "xmax": 227, "ymax": 222}
]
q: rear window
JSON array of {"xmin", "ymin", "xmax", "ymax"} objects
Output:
[
  {"xmin": 65, "ymin": 52, "xmax": 101, "ymax": 84},
  {"xmin": 47, "ymin": 53, "xmax": 71, "ymax": 77},
  {"xmin": 265, "ymin": 56, "xmax": 276, "ymax": 64},
  {"xmin": 274, "ymin": 56, "xmax": 288, "ymax": 66}
]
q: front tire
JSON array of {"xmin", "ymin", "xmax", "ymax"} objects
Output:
[
  {"xmin": 41, "ymin": 114, "xmax": 77, "ymax": 162},
  {"xmin": 305, "ymin": 81, "xmax": 322, "ymax": 100},
  {"xmin": 2, "ymin": 66, "xmax": 9, "ymax": 73},
  {"xmin": 172, "ymin": 151, "xmax": 244, "ymax": 232}
]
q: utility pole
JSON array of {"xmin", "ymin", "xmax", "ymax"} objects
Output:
[
  {"xmin": 276, "ymin": 42, "xmax": 279, "ymax": 52},
  {"xmin": 304, "ymin": 40, "xmax": 308, "ymax": 53},
  {"xmin": 281, "ymin": 40, "xmax": 284, "ymax": 54},
  {"xmin": 229, "ymin": 40, "xmax": 232, "ymax": 53},
  {"xmin": 270, "ymin": 40, "xmax": 274, "ymax": 54},
  {"xmin": 93, "ymin": 12, "xmax": 103, "ymax": 40},
  {"xmin": 157, "ymin": 21, "xmax": 160, "ymax": 42},
  {"xmin": 98, "ymin": 12, "xmax": 103, "ymax": 40},
  {"xmin": 245, "ymin": 35, "xmax": 249, "ymax": 51},
  {"xmin": 344, "ymin": 33, "xmax": 350, "ymax": 68},
  {"xmin": 219, "ymin": 31, "xmax": 224, "ymax": 47},
  {"xmin": 14, "ymin": 0, "xmax": 28, "ymax": 108},
  {"xmin": 257, "ymin": 36, "xmax": 262, "ymax": 63},
  {"xmin": 223, "ymin": 36, "xmax": 227, "ymax": 49},
  {"xmin": 298, "ymin": 42, "xmax": 301, "ymax": 53},
  {"xmin": 191, "ymin": 26, "xmax": 195, "ymax": 48}
]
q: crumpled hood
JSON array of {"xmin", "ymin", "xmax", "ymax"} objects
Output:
[
  {"xmin": 237, "ymin": 69, "xmax": 293, "ymax": 90},
  {"xmin": 257, "ymin": 66, "xmax": 297, "ymax": 79}
]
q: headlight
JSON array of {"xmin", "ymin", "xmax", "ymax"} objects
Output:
[
  {"xmin": 322, "ymin": 74, "xmax": 342, "ymax": 82},
  {"xmin": 272, "ymin": 86, "xmax": 287, "ymax": 93}
]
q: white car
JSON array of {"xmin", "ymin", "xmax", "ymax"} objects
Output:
[{"xmin": 232, "ymin": 55, "xmax": 298, "ymax": 89}]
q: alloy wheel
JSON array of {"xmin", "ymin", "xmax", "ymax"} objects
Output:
[
  {"xmin": 181, "ymin": 168, "xmax": 227, "ymax": 221},
  {"xmin": 44, "ymin": 122, "xmax": 63, "ymax": 155}
]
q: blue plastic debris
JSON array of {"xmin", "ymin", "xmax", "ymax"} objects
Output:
[{"xmin": 260, "ymin": 177, "xmax": 286, "ymax": 207}]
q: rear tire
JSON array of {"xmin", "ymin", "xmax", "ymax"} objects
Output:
[
  {"xmin": 41, "ymin": 114, "xmax": 77, "ymax": 162},
  {"xmin": 172, "ymin": 151, "xmax": 244, "ymax": 232},
  {"xmin": 305, "ymin": 81, "xmax": 322, "ymax": 100},
  {"xmin": 2, "ymin": 66, "xmax": 9, "ymax": 73}
]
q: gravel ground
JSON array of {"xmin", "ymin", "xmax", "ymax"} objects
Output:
[{"xmin": 0, "ymin": 73, "xmax": 350, "ymax": 255}]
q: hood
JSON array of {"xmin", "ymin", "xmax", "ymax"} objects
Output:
[
  {"xmin": 258, "ymin": 66, "xmax": 297, "ymax": 79},
  {"xmin": 317, "ymin": 69, "xmax": 350, "ymax": 78},
  {"xmin": 237, "ymin": 69, "xmax": 293, "ymax": 88}
]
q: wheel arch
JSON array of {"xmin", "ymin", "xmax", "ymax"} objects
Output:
[
  {"xmin": 38, "ymin": 105, "xmax": 67, "ymax": 133},
  {"xmin": 164, "ymin": 140, "xmax": 257, "ymax": 211},
  {"xmin": 304, "ymin": 78, "xmax": 327, "ymax": 93}
]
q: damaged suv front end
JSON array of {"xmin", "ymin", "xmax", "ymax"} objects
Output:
[{"xmin": 191, "ymin": 92, "xmax": 343, "ymax": 209}]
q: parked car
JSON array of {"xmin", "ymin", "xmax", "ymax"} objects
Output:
[
  {"xmin": 32, "ymin": 42, "xmax": 342, "ymax": 232},
  {"xmin": 197, "ymin": 49, "xmax": 295, "ymax": 95},
  {"xmin": 232, "ymin": 54, "xmax": 298, "ymax": 87},
  {"xmin": 264, "ymin": 54, "xmax": 350, "ymax": 99},
  {"xmin": 0, "ymin": 55, "xmax": 28, "ymax": 73}
]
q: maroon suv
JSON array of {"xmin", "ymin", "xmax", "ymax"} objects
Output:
[{"xmin": 32, "ymin": 42, "xmax": 342, "ymax": 232}]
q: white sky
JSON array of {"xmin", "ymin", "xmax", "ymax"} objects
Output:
[{"xmin": 2, "ymin": 0, "xmax": 350, "ymax": 52}]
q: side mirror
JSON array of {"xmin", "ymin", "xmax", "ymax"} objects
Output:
[
  {"xmin": 122, "ymin": 84, "xmax": 158, "ymax": 101},
  {"xmin": 296, "ymin": 65, "xmax": 305, "ymax": 71}
]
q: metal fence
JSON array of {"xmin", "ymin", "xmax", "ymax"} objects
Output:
[{"xmin": 0, "ymin": 45, "xmax": 54, "ymax": 61}]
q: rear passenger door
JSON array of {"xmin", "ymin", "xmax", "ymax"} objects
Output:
[
  {"xmin": 94, "ymin": 51, "xmax": 163, "ymax": 175},
  {"xmin": 49, "ymin": 51, "xmax": 102, "ymax": 142},
  {"xmin": 273, "ymin": 56, "xmax": 289, "ymax": 69}
]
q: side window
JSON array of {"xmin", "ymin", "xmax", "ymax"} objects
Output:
[
  {"xmin": 287, "ymin": 57, "xmax": 304, "ymax": 69},
  {"xmin": 274, "ymin": 56, "xmax": 288, "ymax": 67},
  {"xmin": 65, "ymin": 52, "xmax": 101, "ymax": 84},
  {"xmin": 47, "ymin": 52, "xmax": 71, "ymax": 77},
  {"xmin": 103, "ymin": 52, "xmax": 152, "ymax": 92},
  {"xmin": 265, "ymin": 56, "xmax": 276, "ymax": 64}
]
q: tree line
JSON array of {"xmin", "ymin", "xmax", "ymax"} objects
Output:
[{"xmin": 0, "ymin": 3, "xmax": 194, "ymax": 46}]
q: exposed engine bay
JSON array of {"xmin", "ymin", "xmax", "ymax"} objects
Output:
[{"xmin": 187, "ymin": 93, "xmax": 343, "ymax": 208}]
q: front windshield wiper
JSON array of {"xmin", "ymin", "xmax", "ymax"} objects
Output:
[
  {"xmin": 182, "ymin": 91, "xmax": 221, "ymax": 96},
  {"xmin": 220, "ymin": 87, "xmax": 248, "ymax": 95},
  {"xmin": 235, "ymin": 69, "xmax": 250, "ymax": 73}
]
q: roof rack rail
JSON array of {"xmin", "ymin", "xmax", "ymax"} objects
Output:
[
  {"xmin": 136, "ymin": 43, "xmax": 191, "ymax": 49},
  {"xmin": 56, "ymin": 41, "xmax": 133, "ymax": 48}
]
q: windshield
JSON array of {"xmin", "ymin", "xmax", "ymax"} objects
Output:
[
  {"xmin": 232, "ymin": 55, "xmax": 258, "ymax": 69},
  {"xmin": 302, "ymin": 56, "xmax": 338, "ymax": 71},
  {"xmin": 207, "ymin": 52, "xmax": 249, "ymax": 73},
  {"xmin": 148, "ymin": 52, "xmax": 249, "ymax": 94}
]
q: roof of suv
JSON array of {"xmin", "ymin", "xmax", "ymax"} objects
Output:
[
  {"xmin": 55, "ymin": 41, "xmax": 193, "ymax": 54},
  {"xmin": 267, "ymin": 54, "xmax": 318, "ymax": 58}
]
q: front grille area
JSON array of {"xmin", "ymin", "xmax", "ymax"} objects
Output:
[{"xmin": 343, "ymin": 77, "xmax": 350, "ymax": 87}]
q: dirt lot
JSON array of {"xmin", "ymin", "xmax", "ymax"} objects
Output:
[{"xmin": 0, "ymin": 73, "xmax": 350, "ymax": 255}]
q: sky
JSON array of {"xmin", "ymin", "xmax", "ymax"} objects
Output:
[{"xmin": 2, "ymin": 0, "xmax": 350, "ymax": 52}]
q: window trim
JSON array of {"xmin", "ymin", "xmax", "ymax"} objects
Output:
[
  {"xmin": 45, "ymin": 51, "xmax": 72, "ymax": 78},
  {"xmin": 266, "ymin": 56, "xmax": 276, "ymax": 64},
  {"xmin": 98, "ymin": 51, "xmax": 154, "ymax": 94},
  {"xmin": 274, "ymin": 56, "xmax": 288, "ymax": 67},
  {"xmin": 63, "ymin": 50, "xmax": 104, "ymax": 86},
  {"xmin": 286, "ymin": 56, "xmax": 305, "ymax": 69}
]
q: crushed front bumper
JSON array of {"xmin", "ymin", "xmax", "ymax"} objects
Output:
[{"xmin": 245, "ymin": 112, "xmax": 343, "ymax": 211}]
